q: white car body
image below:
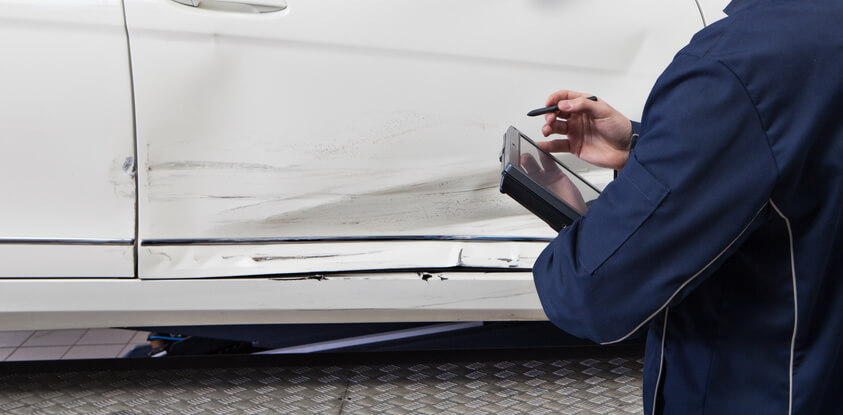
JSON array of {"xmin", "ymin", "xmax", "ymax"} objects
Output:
[{"xmin": 0, "ymin": 0, "xmax": 725, "ymax": 331}]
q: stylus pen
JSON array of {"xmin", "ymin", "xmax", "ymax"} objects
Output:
[{"xmin": 527, "ymin": 96, "xmax": 598, "ymax": 116}]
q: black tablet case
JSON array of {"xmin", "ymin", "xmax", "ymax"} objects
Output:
[{"xmin": 499, "ymin": 126, "xmax": 600, "ymax": 232}]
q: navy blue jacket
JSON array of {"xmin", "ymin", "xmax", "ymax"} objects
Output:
[{"xmin": 532, "ymin": 1, "xmax": 843, "ymax": 413}]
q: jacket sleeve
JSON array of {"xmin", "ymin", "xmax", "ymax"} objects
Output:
[{"xmin": 532, "ymin": 54, "xmax": 779, "ymax": 343}]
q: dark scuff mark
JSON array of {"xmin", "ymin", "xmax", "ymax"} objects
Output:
[
  {"xmin": 496, "ymin": 257, "xmax": 514, "ymax": 263},
  {"xmin": 252, "ymin": 254, "xmax": 342, "ymax": 262},
  {"xmin": 222, "ymin": 197, "xmax": 289, "ymax": 213},
  {"xmin": 271, "ymin": 274, "xmax": 326, "ymax": 281},
  {"xmin": 122, "ymin": 157, "xmax": 136, "ymax": 177},
  {"xmin": 419, "ymin": 272, "xmax": 447, "ymax": 281},
  {"xmin": 199, "ymin": 195, "xmax": 254, "ymax": 200},
  {"xmin": 424, "ymin": 185, "xmax": 497, "ymax": 196}
]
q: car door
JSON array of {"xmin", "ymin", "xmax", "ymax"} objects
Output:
[
  {"xmin": 123, "ymin": 0, "xmax": 704, "ymax": 279},
  {"xmin": 0, "ymin": 0, "xmax": 136, "ymax": 277}
]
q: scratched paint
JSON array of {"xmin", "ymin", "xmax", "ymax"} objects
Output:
[
  {"xmin": 141, "ymin": 240, "xmax": 544, "ymax": 278},
  {"xmin": 127, "ymin": 0, "xmax": 703, "ymax": 278}
]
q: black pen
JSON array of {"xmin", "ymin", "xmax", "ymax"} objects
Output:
[{"xmin": 527, "ymin": 96, "xmax": 598, "ymax": 116}]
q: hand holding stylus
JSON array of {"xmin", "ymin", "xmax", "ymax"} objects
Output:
[
  {"xmin": 532, "ymin": 90, "xmax": 633, "ymax": 171},
  {"xmin": 527, "ymin": 96, "xmax": 598, "ymax": 116}
]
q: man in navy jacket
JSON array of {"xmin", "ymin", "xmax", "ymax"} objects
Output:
[{"xmin": 532, "ymin": 1, "xmax": 843, "ymax": 413}]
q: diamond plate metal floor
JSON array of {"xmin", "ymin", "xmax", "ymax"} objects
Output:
[{"xmin": 0, "ymin": 354, "xmax": 644, "ymax": 415}]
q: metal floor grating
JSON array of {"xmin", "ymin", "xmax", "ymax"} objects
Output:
[{"xmin": 0, "ymin": 355, "xmax": 644, "ymax": 415}]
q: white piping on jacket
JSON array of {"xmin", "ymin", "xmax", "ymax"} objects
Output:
[
  {"xmin": 770, "ymin": 199, "xmax": 798, "ymax": 415},
  {"xmin": 651, "ymin": 307, "xmax": 669, "ymax": 415},
  {"xmin": 601, "ymin": 202, "xmax": 770, "ymax": 345}
]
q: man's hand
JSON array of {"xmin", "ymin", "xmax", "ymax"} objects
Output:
[{"xmin": 538, "ymin": 90, "xmax": 633, "ymax": 170}]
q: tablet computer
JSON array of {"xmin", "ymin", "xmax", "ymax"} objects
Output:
[{"xmin": 500, "ymin": 126, "xmax": 601, "ymax": 231}]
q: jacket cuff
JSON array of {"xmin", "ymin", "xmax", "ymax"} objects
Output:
[{"xmin": 631, "ymin": 120, "xmax": 641, "ymax": 135}]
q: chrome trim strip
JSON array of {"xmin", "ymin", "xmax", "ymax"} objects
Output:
[
  {"xmin": 141, "ymin": 236, "xmax": 554, "ymax": 246},
  {"xmin": 0, "ymin": 238, "xmax": 134, "ymax": 246}
]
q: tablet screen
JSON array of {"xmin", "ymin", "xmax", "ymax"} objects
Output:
[{"xmin": 513, "ymin": 132, "xmax": 600, "ymax": 215}]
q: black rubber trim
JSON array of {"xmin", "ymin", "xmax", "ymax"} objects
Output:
[{"xmin": 0, "ymin": 239, "xmax": 134, "ymax": 246}]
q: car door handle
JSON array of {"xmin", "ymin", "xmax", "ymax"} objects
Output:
[{"xmin": 171, "ymin": 0, "xmax": 287, "ymax": 13}]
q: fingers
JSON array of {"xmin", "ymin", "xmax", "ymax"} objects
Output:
[
  {"xmin": 542, "ymin": 118, "xmax": 569, "ymax": 137},
  {"xmin": 545, "ymin": 90, "xmax": 586, "ymax": 107},
  {"xmin": 556, "ymin": 95, "xmax": 602, "ymax": 117},
  {"xmin": 545, "ymin": 113, "xmax": 571, "ymax": 123},
  {"xmin": 544, "ymin": 90, "xmax": 608, "ymax": 120}
]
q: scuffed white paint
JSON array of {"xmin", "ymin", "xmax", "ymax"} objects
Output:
[
  {"xmin": 0, "ymin": 0, "xmax": 707, "ymax": 328},
  {"xmin": 124, "ymin": 0, "xmax": 702, "ymax": 278},
  {"xmin": 141, "ymin": 240, "xmax": 544, "ymax": 278}
]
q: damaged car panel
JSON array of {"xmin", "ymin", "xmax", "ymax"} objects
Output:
[
  {"xmin": 0, "ymin": 0, "xmax": 705, "ymax": 329},
  {"xmin": 141, "ymin": 239, "xmax": 545, "ymax": 278},
  {"xmin": 125, "ymin": 0, "xmax": 703, "ymax": 278}
]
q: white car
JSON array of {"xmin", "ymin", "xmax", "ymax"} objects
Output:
[{"xmin": 0, "ymin": 0, "xmax": 725, "ymax": 331}]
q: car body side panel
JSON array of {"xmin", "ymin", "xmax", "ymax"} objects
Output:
[
  {"xmin": 0, "ymin": 1, "xmax": 709, "ymax": 328},
  {"xmin": 0, "ymin": 0, "xmax": 136, "ymax": 277},
  {"xmin": 0, "ymin": 273, "xmax": 545, "ymax": 331},
  {"xmin": 141, "ymin": 239, "xmax": 545, "ymax": 278},
  {"xmin": 0, "ymin": 243, "xmax": 134, "ymax": 278},
  {"xmin": 125, "ymin": 0, "xmax": 703, "ymax": 278}
]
